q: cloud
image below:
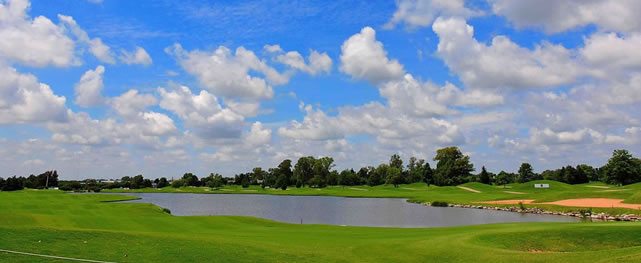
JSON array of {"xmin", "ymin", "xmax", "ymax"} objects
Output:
[
  {"xmin": 58, "ymin": 14, "xmax": 115, "ymax": 64},
  {"xmin": 339, "ymin": 27, "xmax": 405, "ymax": 84},
  {"xmin": 0, "ymin": 65, "xmax": 68, "ymax": 124},
  {"xmin": 273, "ymin": 49, "xmax": 332, "ymax": 75},
  {"xmin": 119, "ymin": 46, "xmax": 152, "ymax": 66},
  {"xmin": 0, "ymin": 0, "xmax": 76, "ymax": 67},
  {"xmin": 581, "ymin": 33, "xmax": 641, "ymax": 78},
  {"xmin": 490, "ymin": 0, "xmax": 641, "ymax": 34},
  {"xmin": 167, "ymin": 44, "xmax": 289, "ymax": 100},
  {"xmin": 74, "ymin": 65, "xmax": 105, "ymax": 107},
  {"xmin": 158, "ymin": 86, "xmax": 244, "ymax": 140},
  {"xmin": 433, "ymin": 17, "xmax": 581, "ymax": 90},
  {"xmin": 385, "ymin": 0, "xmax": 480, "ymax": 29},
  {"xmin": 109, "ymin": 89, "xmax": 157, "ymax": 117}
]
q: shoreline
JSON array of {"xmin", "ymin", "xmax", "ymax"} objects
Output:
[{"xmin": 430, "ymin": 202, "xmax": 641, "ymax": 222}]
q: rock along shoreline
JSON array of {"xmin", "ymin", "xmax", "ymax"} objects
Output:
[{"xmin": 426, "ymin": 202, "xmax": 641, "ymax": 222}]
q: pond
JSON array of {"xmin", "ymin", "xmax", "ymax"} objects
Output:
[{"xmin": 121, "ymin": 193, "xmax": 578, "ymax": 227}]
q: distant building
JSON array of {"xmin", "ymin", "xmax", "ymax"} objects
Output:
[{"xmin": 534, "ymin": 183, "xmax": 550, "ymax": 188}]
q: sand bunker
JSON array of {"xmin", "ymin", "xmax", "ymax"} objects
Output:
[
  {"xmin": 504, "ymin": 191, "xmax": 526, "ymax": 195},
  {"xmin": 481, "ymin": 198, "xmax": 641, "ymax": 209},
  {"xmin": 457, "ymin": 186, "xmax": 481, "ymax": 193},
  {"xmin": 482, "ymin": 199, "xmax": 534, "ymax": 204},
  {"xmin": 543, "ymin": 198, "xmax": 641, "ymax": 209},
  {"xmin": 585, "ymin": 185, "xmax": 610, "ymax": 189}
]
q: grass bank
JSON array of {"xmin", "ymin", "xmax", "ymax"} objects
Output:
[{"xmin": 2, "ymin": 190, "xmax": 641, "ymax": 262}]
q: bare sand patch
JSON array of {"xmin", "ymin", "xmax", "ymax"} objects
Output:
[
  {"xmin": 504, "ymin": 191, "xmax": 526, "ymax": 195},
  {"xmin": 585, "ymin": 185, "xmax": 610, "ymax": 189},
  {"xmin": 348, "ymin": 187, "xmax": 367, "ymax": 191},
  {"xmin": 599, "ymin": 189, "xmax": 628, "ymax": 192},
  {"xmin": 482, "ymin": 199, "xmax": 534, "ymax": 205},
  {"xmin": 401, "ymin": 187, "xmax": 419, "ymax": 190},
  {"xmin": 457, "ymin": 186, "xmax": 481, "ymax": 193},
  {"xmin": 542, "ymin": 198, "xmax": 641, "ymax": 209}
]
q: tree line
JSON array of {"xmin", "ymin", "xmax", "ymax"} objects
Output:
[
  {"xmin": 2, "ymin": 148, "xmax": 640, "ymax": 192},
  {"xmin": 0, "ymin": 171, "xmax": 59, "ymax": 191}
]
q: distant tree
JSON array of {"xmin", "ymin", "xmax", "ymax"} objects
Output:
[
  {"xmin": 251, "ymin": 167, "xmax": 267, "ymax": 185},
  {"xmin": 517, "ymin": 163, "xmax": 536, "ymax": 183},
  {"xmin": 385, "ymin": 167, "xmax": 403, "ymax": 188},
  {"xmin": 576, "ymin": 164, "xmax": 598, "ymax": 182},
  {"xmin": 294, "ymin": 156, "xmax": 315, "ymax": 187},
  {"xmin": 357, "ymin": 167, "xmax": 370, "ymax": 185},
  {"xmin": 432, "ymin": 147, "xmax": 474, "ymax": 186},
  {"xmin": 368, "ymin": 164, "xmax": 386, "ymax": 186},
  {"xmin": 311, "ymin": 157, "xmax": 334, "ymax": 187},
  {"xmin": 407, "ymin": 157, "xmax": 426, "ymax": 183},
  {"xmin": 130, "ymin": 175, "xmax": 145, "ymax": 189},
  {"xmin": 479, "ymin": 166, "xmax": 491, "ymax": 185},
  {"xmin": 84, "ymin": 179, "xmax": 101, "ymax": 192},
  {"xmin": 156, "ymin": 177, "xmax": 169, "ymax": 188},
  {"xmin": 120, "ymin": 176, "xmax": 132, "ymax": 188},
  {"xmin": 274, "ymin": 159, "xmax": 293, "ymax": 190},
  {"xmin": 171, "ymin": 179, "xmax": 185, "ymax": 188},
  {"xmin": 24, "ymin": 174, "xmax": 38, "ymax": 189},
  {"xmin": 601, "ymin": 149, "xmax": 641, "ymax": 185},
  {"xmin": 327, "ymin": 170, "xmax": 339, "ymax": 186},
  {"xmin": 207, "ymin": 174, "xmax": 225, "ymax": 189},
  {"xmin": 389, "ymin": 154, "xmax": 403, "ymax": 170},
  {"xmin": 423, "ymin": 162, "xmax": 433, "ymax": 186},
  {"xmin": 58, "ymin": 181, "xmax": 82, "ymax": 191},
  {"xmin": 181, "ymin": 173, "xmax": 200, "ymax": 187},
  {"xmin": 0, "ymin": 177, "xmax": 5, "ymax": 190},
  {"xmin": 2, "ymin": 176, "xmax": 24, "ymax": 191},
  {"xmin": 494, "ymin": 171, "xmax": 513, "ymax": 188}
]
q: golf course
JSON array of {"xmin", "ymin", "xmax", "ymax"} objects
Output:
[{"xmin": 3, "ymin": 181, "xmax": 641, "ymax": 262}]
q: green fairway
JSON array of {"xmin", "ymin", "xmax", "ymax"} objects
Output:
[
  {"xmin": 2, "ymin": 189, "xmax": 641, "ymax": 262},
  {"xmin": 105, "ymin": 180, "xmax": 641, "ymax": 215}
]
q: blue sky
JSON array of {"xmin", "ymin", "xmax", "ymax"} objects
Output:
[{"xmin": 1, "ymin": 0, "xmax": 640, "ymax": 179}]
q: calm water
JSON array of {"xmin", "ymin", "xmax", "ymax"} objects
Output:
[{"xmin": 122, "ymin": 193, "xmax": 577, "ymax": 227}]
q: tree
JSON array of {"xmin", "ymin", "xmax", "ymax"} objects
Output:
[
  {"xmin": 2, "ymin": 176, "xmax": 24, "ymax": 191},
  {"xmin": 207, "ymin": 174, "xmax": 225, "ymax": 189},
  {"xmin": 0, "ymin": 177, "xmax": 5, "ymax": 190},
  {"xmin": 293, "ymin": 156, "xmax": 315, "ymax": 187},
  {"xmin": 275, "ymin": 159, "xmax": 293, "ymax": 190},
  {"xmin": 120, "ymin": 176, "xmax": 132, "ymax": 188},
  {"xmin": 171, "ymin": 179, "xmax": 185, "ymax": 188},
  {"xmin": 385, "ymin": 167, "xmax": 403, "ymax": 188},
  {"xmin": 495, "ymin": 171, "xmax": 514, "ymax": 188},
  {"xmin": 423, "ymin": 162, "xmax": 433, "ymax": 186},
  {"xmin": 601, "ymin": 149, "xmax": 641, "ymax": 185},
  {"xmin": 368, "ymin": 164, "xmax": 386, "ymax": 186},
  {"xmin": 156, "ymin": 177, "xmax": 169, "ymax": 188},
  {"xmin": 310, "ymin": 157, "xmax": 334, "ymax": 188},
  {"xmin": 432, "ymin": 147, "xmax": 474, "ymax": 186},
  {"xmin": 407, "ymin": 157, "xmax": 426, "ymax": 183},
  {"xmin": 251, "ymin": 167, "xmax": 267, "ymax": 185},
  {"xmin": 479, "ymin": 166, "xmax": 491, "ymax": 184},
  {"xmin": 576, "ymin": 164, "xmax": 598, "ymax": 182},
  {"xmin": 181, "ymin": 173, "xmax": 200, "ymax": 187},
  {"xmin": 357, "ymin": 167, "xmax": 370, "ymax": 185},
  {"xmin": 517, "ymin": 163, "xmax": 536, "ymax": 183},
  {"xmin": 130, "ymin": 175, "xmax": 145, "ymax": 189},
  {"xmin": 389, "ymin": 154, "xmax": 403, "ymax": 170}
]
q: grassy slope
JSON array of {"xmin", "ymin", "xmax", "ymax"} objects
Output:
[
  {"xmin": 2, "ymin": 190, "xmax": 641, "ymax": 262},
  {"xmin": 105, "ymin": 180, "xmax": 641, "ymax": 215}
]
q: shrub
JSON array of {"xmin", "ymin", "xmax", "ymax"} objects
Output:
[
  {"xmin": 579, "ymin": 208, "xmax": 592, "ymax": 219},
  {"xmin": 431, "ymin": 201, "xmax": 449, "ymax": 207},
  {"xmin": 162, "ymin": 208, "xmax": 171, "ymax": 214}
]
